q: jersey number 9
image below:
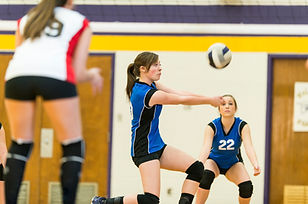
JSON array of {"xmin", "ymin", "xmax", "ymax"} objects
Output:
[{"xmin": 44, "ymin": 19, "xmax": 63, "ymax": 37}]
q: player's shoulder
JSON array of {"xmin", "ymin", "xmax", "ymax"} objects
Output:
[
  {"xmin": 211, "ymin": 117, "xmax": 221, "ymax": 124},
  {"xmin": 235, "ymin": 117, "xmax": 248, "ymax": 126},
  {"xmin": 208, "ymin": 117, "xmax": 220, "ymax": 134},
  {"xmin": 131, "ymin": 82, "xmax": 149, "ymax": 98},
  {"xmin": 55, "ymin": 7, "xmax": 87, "ymax": 22}
]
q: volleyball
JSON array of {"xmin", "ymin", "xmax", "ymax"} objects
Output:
[{"xmin": 207, "ymin": 43, "xmax": 232, "ymax": 69}]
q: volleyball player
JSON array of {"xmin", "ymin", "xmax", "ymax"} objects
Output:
[
  {"xmin": 91, "ymin": 51, "xmax": 224, "ymax": 204},
  {"xmin": 195, "ymin": 95, "xmax": 260, "ymax": 204},
  {"xmin": 4, "ymin": 0, "xmax": 103, "ymax": 203}
]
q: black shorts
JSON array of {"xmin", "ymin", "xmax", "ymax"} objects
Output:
[
  {"xmin": 0, "ymin": 164, "xmax": 3, "ymax": 181},
  {"xmin": 132, "ymin": 145, "xmax": 167, "ymax": 167},
  {"xmin": 213, "ymin": 161, "xmax": 243, "ymax": 175},
  {"xmin": 5, "ymin": 76, "xmax": 77, "ymax": 101}
]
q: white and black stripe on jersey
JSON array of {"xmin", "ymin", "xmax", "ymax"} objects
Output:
[
  {"xmin": 130, "ymin": 81, "xmax": 165, "ymax": 157},
  {"xmin": 208, "ymin": 119, "xmax": 247, "ymax": 137},
  {"xmin": 207, "ymin": 117, "xmax": 247, "ymax": 170}
]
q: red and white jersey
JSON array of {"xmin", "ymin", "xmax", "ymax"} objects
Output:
[{"xmin": 5, "ymin": 7, "xmax": 89, "ymax": 84}]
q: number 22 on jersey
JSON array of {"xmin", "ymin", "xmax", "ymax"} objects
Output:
[{"xmin": 218, "ymin": 139, "xmax": 235, "ymax": 150}]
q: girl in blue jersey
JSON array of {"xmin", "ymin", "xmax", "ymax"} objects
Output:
[
  {"xmin": 196, "ymin": 95, "xmax": 261, "ymax": 204},
  {"xmin": 0, "ymin": 123, "xmax": 7, "ymax": 204},
  {"xmin": 92, "ymin": 52, "xmax": 224, "ymax": 204}
]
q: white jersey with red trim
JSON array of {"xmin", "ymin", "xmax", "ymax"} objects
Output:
[{"xmin": 5, "ymin": 7, "xmax": 89, "ymax": 84}]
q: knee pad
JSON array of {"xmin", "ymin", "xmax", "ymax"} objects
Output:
[
  {"xmin": 179, "ymin": 193, "xmax": 194, "ymax": 204},
  {"xmin": 185, "ymin": 161, "xmax": 204, "ymax": 182},
  {"xmin": 5, "ymin": 140, "xmax": 33, "ymax": 175},
  {"xmin": 103, "ymin": 196, "xmax": 124, "ymax": 204},
  {"xmin": 238, "ymin": 180, "xmax": 253, "ymax": 198},
  {"xmin": 0, "ymin": 164, "xmax": 3, "ymax": 181},
  {"xmin": 5, "ymin": 141, "xmax": 33, "ymax": 203},
  {"xmin": 137, "ymin": 192, "xmax": 159, "ymax": 204},
  {"xmin": 199, "ymin": 169, "xmax": 215, "ymax": 190},
  {"xmin": 61, "ymin": 139, "xmax": 85, "ymax": 164},
  {"xmin": 60, "ymin": 140, "xmax": 85, "ymax": 204},
  {"xmin": 6, "ymin": 140, "xmax": 33, "ymax": 162}
]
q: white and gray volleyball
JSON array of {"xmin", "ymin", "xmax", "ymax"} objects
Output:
[{"xmin": 207, "ymin": 43, "xmax": 232, "ymax": 69}]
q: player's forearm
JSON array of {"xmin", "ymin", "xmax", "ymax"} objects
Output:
[
  {"xmin": 0, "ymin": 133, "xmax": 5, "ymax": 146},
  {"xmin": 180, "ymin": 95, "xmax": 213, "ymax": 105},
  {"xmin": 198, "ymin": 147, "xmax": 211, "ymax": 164},
  {"xmin": 245, "ymin": 148, "xmax": 259, "ymax": 167}
]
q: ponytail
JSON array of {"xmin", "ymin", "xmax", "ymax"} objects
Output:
[
  {"xmin": 126, "ymin": 52, "xmax": 159, "ymax": 99},
  {"xmin": 23, "ymin": 0, "xmax": 67, "ymax": 40},
  {"xmin": 126, "ymin": 63, "xmax": 137, "ymax": 98}
]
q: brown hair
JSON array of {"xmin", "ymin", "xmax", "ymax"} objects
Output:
[
  {"xmin": 126, "ymin": 52, "xmax": 159, "ymax": 98},
  {"xmin": 23, "ymin": 0, "xmax": 67, "ymax": 40}
]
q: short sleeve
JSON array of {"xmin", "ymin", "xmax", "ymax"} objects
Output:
[
  {"xmin": 144, "ymin": 89, "xmax": 157, "ymax": 108},
  {"xmin": 239, "ymin": 121, "xmax": 247, "ymax": 136},
  {"xmin": 208, "ymin": 122, "xmax": 216, "ymax": 134}
]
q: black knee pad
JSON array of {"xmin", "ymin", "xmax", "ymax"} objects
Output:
[
  {"xmin": 7, "ymin": 140, "xmax": 33, "ymax": 161},
  {"xmin": 137, "ymin": 192, "xmax": 159, "ymax": 204},
  {"xmin": 199, "ymin": 169, "xmax": 215, "ymax": 190},
  {"xmin": 5, "ymin": 141, "xmax": 33, "ymax": 204},
  {"xmin": 185, "ymin": 161, "xmax": 204, "ymax": 182},
  {"xmin": 179, "ymin": 193, "xmax": 194, "ymax": 204},
  {"xmin": 104, "ymin": 196, "xmax": 124, "ymax": 204},
  {"xmin": 61, "ymin": 140, "xmax": 85, "ymax": 204},
  {"xmin": 0, "ymin": 164, "xmax": 3, "ymax": 181},
  {"xmin": 238, "ymin": 180, "xmax": 253, "ymax": 198},
  {"xmin": 5, "ymin": 141, "xmax": 33, "ymax": 174}
]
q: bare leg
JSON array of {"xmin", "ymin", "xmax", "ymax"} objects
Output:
[
  {"xmin": 195, "ymin": 159, "xmax": 219, "ymax": 204},
  {"xmin": 122, "ymin": 160, "xmax": 161, "ymax": 204},
  {"xmin": 43, "ymin": 97, "xmax": 84, "ymax": 204},
  {"xmin": 5, "ymin": 99, "xmax": 36, "ymax": 142},
  {"xmin": 0, "ymin": 181, "xmax": 5, "ymax": 204},
  {"xmin": 225, "ymin": 163, "xmax": 251, "ymax": 204},
  {"xmin": 4, "ymin": 99, "xmax": 36, "ymax": 203},
  {"xmin": 160, "ymin": 145, "xmax": 200, "ymax": 202},
  {"xmin": 43, "ymin": 97, "xmax": 82, "ymax": 143},
  {"xmin": 92, "ymin": 159, "xmax": 161, "ymax": 204}
]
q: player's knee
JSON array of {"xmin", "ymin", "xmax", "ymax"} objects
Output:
[
  {"xmin": 185, "ymin": 161, "xmax": 204, "ymax": 182},
  {"xmin": 238, "ymin": 180, "xmax": 253, "ymax": 198},
  {"xmin": 61, "ymin": 139, "xmax": 85, "ymax": 160},
  {"xmin": 60, "ymin": 140, "xmax": 85, "ymax": 203},
  {"xmin": 179, "ymin": 193, "xmax": 194, "ymax": 204},
  {"xmin": 6, "ymin": 140, "xmax": 33, "ymax": 162},
  {"xmin": 137, "ymin": 192, "xmax": 159, "ymax": 204},
  {"xmin": 60, "ymin": 139, "xmax": 85, "ymax": 177},
  {"xmin": 199, "ymin": 169, "xmax": 215, "ymax": 190}
]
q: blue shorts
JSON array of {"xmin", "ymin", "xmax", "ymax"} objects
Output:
[{"xmin": 209, "ymin": 155, "xmax": 243, "ymax": 175}]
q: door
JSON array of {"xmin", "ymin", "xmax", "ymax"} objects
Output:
[
  {"xmin": 0, "ymin": 53, "xmax": 114, "ymax": 203},
  {"xmin": 270, "ymin": 58, "xmax": 308, "ymax": 204}
]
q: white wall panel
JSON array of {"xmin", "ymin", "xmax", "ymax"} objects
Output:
[{"xmin": 111, "ymin": 51, "xmax": 267, "ymax": 203}]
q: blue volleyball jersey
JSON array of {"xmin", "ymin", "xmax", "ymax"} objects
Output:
[
  {"xmin": 208, "ymin": 117, "xmax": 246, "ymax": 169},
  {"xmin": 130, "ymin": 81, "xmax": 165, "ymax": 157}
]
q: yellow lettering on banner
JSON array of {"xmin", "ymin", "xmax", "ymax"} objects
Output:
[{"xmin": 297, "ymin": 120, "xmax": 308, "ymax": 127}]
